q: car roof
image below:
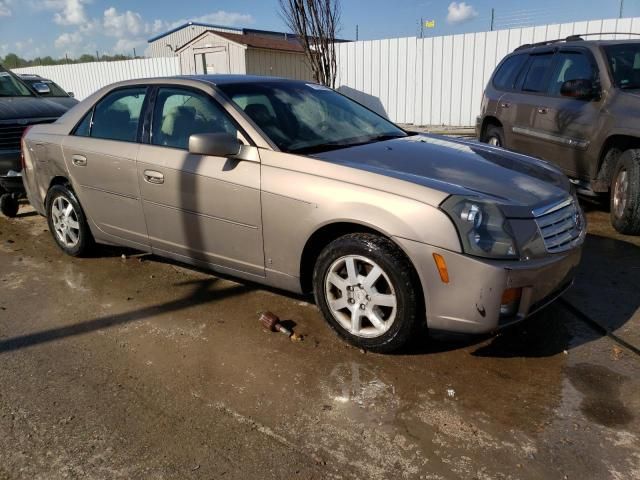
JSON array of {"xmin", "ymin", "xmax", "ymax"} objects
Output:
[
  {"xmin": 514, "ymin": 38, "xmax": 640, "ymax": 53},
  {"xmin": 179, "ymin": 74, "xmax": 310, "ymax": 86}
]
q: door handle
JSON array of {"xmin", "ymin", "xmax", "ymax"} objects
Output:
[
  {"xmin": 537, "ymin": 107, "xmax": 548, "ymax": 114},
  {"xmin": 143, "ymin": 170, "xmax": 164, "ymax": 185},
  {"xmin": 500, "ymin": 102, "xmax": 511, "ymax": 108},
  {"xmin": 72, "ymin": 154, "xmax": 87, "ymax": 167}
]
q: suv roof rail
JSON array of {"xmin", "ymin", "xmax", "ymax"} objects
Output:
[{"xmin": 514, "ymin": 32, "xmax": 640, "ymax": 52}]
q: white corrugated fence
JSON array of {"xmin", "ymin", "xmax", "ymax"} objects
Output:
[
  {"xmin": 13, "ymin": 57, "xmax": 180, "ymax": 101},
  {"xmin": 336, "ymin": 17, "xmax": 640, "ymax": 126},
  {"xmin": 10, "ymin": 16, "xmax": 640, "ymax": 126}
]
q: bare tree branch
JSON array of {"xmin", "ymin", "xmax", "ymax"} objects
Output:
[{"xmin": 279, "ymin": 0, "xmax": 341, "ymax": 88}]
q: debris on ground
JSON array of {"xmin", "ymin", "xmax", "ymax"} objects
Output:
[
  {"xmin": 447, "ymin": 388, "xmax": 456, "ymax": 398},
  {"xmin": 259, "ymin": 311, "xmax": 304, "ymax": 342},
  {"xmin": 611, "ymin": 345, "xmax": 624, "ymax": 361}
]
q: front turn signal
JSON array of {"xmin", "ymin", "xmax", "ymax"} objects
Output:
[{"xmin": 432, "ymin": 253, "xmax": 450, "ymax": 284}]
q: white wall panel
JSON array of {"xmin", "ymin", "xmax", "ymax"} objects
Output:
[
  {"xmin": 335, "ymin": 17, "xmax": 640, "ymax": 126},
  {"xmin": 13, "ymin": 57, "xmax": 181, "ymax": 100}
]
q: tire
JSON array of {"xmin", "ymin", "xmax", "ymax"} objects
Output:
[
  {"xmin": 313, "ymin": 233, "xmax": 422, "ymax": 353},
  {"xmin": 610, "ymin": 149, "xmax": 640, "ymax": 235},
  {"xmin": 0, "ymin": 194, "xmax": 19, "ymax": 218},
  {"xmin": 483, "ymin": 124, "xmax": 505, "ymax": 148},
  {"xmin": 46, "ymin": 184, "xmax": 94, "ymax": 256}
]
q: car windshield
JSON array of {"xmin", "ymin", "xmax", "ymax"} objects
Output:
[
  {"xmin": 217, "ymin": 81, "xmax": 407, "ymax": 154},
  {"xmin": 604, "ymin": 43, "xmax": 640, "ymax": 89},
  {"xmin": 0, "ymin": 68, "xmax": 33, "ymax": 97},
  {"xmin": 23, "ymin": 78, "xmax": 69, "ymax": 97}
]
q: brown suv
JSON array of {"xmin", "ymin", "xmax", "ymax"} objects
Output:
[{"xmin": 477, "ymin": 35, "xmax": 640, "ymax": 235}]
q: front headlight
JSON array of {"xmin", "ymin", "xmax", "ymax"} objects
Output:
[{"xmin": 441, "ymin": 196, "xmax": 518, "ymax": 259}]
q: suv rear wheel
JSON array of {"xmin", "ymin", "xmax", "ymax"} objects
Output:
[
  {"xmin": 483, "ymin": 124, "xmax": 505, "ymax": 147},
  {"xmin": 313, "ymin": 233, "xmax": 422, "ymax": 353},
  {"xmin": 610, "ymin": 149, "xmax": 640, "ymax": 235}
]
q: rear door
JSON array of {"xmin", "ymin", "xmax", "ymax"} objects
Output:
[
  {"xmin": 62, "ymin": 86, "xmax": 150, "ymax": 248},
  {"xmin": 136, "ymin": 85, "xmax": 264, "ymax": 276},
  {"xmin": 528, "ymin": 48, "xmax": 602, "ymax": 177},
  {"xmin": 506, "ymin": 51, "xmax": 556, "ymax": 154}
]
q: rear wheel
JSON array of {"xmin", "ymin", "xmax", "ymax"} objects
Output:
[
  {"xmin": 610, "ymin": 149, "xmax": 640, "ymax": 235},
  {"xmin": 483, "ymin": 124, "xmax": 505, "ymax": 147},
  {"xmin": 46, "ymin": 184, "xmax": 93, "ymax": 256},
  {"xmin": 313, "ymin": 233, "xmax": 422, "ymax": 353}
]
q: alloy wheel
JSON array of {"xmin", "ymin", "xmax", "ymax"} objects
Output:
[
  {"xmin": 51, "ymin": 196, "xmax": 80, "ymax": 248},
  {"xmin": 613, "ymin": 169, "xmax": 628, "ymax": 219},
  {"xmin": 324, "ymin": 255, "xmax": 397, "ymax": 338}
]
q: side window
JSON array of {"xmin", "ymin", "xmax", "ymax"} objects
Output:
[
  {"xmin": 91, "ymin": 87, "xmax": 147, "ymax": 142},
  {"xmin": 493, "ymin": 55, "xmax": 527, "ymax": 91},
  {"xmin": 73, "ymin": 110, "xmax": 93, "ymax": 137},
  {"xmin": 521, "ymin": 54, "xmax": 554, "ymax": 93},
  {"xmin": 548, "ymin": 52, "xmax": 596, "ymax": 95},
  {"xmin": 152, "ymin": 87, "xmax": 238, "ymax": 150}
]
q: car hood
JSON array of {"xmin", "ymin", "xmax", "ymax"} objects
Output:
[
  {"xmin": 312, "ymin": 134, "xmax": 571, "ymax": 218},
  {"xmin": 41, "ymin": 96, "xmax": 79, "ymax": 110},
  {"xmin": 0, "ymin": 96, "xmax": 70, "ymax": 121}
]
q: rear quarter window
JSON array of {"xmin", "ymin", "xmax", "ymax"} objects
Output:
[{"xmin": 492, "ymin": 55, "xmax": 527, "ymax": 91}]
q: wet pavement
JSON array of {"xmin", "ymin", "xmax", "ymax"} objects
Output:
[{"xmin": 0, "ymin": 204, "xmax": 639, "ymax": 479}]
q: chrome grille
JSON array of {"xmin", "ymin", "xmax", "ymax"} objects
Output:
[{"xmin": 534, "ymin": 198, "xmax": 583, "ymax": 253}]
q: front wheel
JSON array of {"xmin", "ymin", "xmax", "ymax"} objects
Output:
[
  {"xmin": 0, "ymin": 194, "xmax": 19, "ymax": 218},
  {"xmin": 313, "ymin": 233, "xmax": 422, "ymax": 353},
  {"xmin": 610, "ymin": 150, "xmax": 640, "ymax": 235},
  {"xmin": 46, "ymin": 184, "xmax": 94, "ymax": 256}
]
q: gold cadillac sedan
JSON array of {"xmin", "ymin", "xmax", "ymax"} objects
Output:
[{"xmin": 22, "ymin": 75, "xmax": 585, "ymax": 352}]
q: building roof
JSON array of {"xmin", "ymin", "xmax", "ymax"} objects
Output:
[
  {"xmin": 176, "ymin": 30, "xmax": 306, "ymax": 54},
  {"xmin": 147, "ymin": 22, "xmax": 242, "ymax": 43}
]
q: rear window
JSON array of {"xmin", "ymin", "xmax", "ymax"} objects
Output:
[
  {"xmin": 521, "ymin": 54, "xmax": 554, "ymax": 93},
  {"xmin": 492, "ymin": 55, "xmax": 527, "ymax": 90}
]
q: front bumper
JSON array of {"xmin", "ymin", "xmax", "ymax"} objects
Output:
[
  {"xmin": 0, "ymin": 149, "xmax": 20, "ymax": 176},
  {"xmin": 394, "ymin": 237, "xmax": 583, "ymax": 334}
]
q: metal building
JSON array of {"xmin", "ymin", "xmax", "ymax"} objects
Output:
[
  {"xmin": 146, "ymin": 22, "xmax": 242, "ymax": 58},
  {"xmin": 175, "ymin": 30, "xmax": 315, "ymax": 81}
]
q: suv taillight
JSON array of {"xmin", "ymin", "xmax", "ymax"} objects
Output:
[{"xmin": 20, "ymin": 125, "xmax": 34, "ymax": 171}]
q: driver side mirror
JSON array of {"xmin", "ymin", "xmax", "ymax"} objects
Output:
[
  {"xmin": 560, "ymin": 79, "xmax": 598, "ymax": 100},
  {"xmin": 32, "ymin": 82, "xmax": 51, "ymax": 94},
  {"xmin": 188, "ymin": 132, "xmax": 241, "ymax": 157},
  {"xmin": 68, "ymin": 92, "xmax": 75, "ymax": 98}
]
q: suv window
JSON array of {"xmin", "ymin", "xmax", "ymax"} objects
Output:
[
  {"xmin": 91, "ymin": 87, "xmax": 147, "ymax": 142},
  {"xmin": 521, "ymin": 54, "xmax": 554, "ymax": 93},
  {"xmin": 548, "ymin": 51, "xmax": 595, "ymax": 95},
  {"xmin": 493, "ymin": 55, "xmax": 527, "ymax": 90},
  {"xmin": 604, "ymin": 43, "xmax": 640, "ymax": 89},
  {"xmin": 151, "ymin": 87, "xmax": 237, "ymax": 150}
]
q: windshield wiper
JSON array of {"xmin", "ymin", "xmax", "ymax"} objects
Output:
[{"xmin": 289, "ymin": 133, "xmax": 407, "ymax": 155}]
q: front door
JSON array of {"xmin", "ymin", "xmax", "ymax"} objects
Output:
[
  {"xmin": 137, "ymin": 86, "xmax": 264, "ymax": 276},
  {"xmin": 529, "ymin": 49, "xmax": 602, "ymax": 178},
  {"xmin": 62, "ymin": 86, "xmax": 149, "ymax": 248},
  {"xmin": 504, "ymin": 52, "xmax": 555, "ymax": 156}
]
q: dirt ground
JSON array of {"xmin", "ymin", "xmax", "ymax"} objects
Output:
[{"xmin": 0, "ymin": 202, "xmax": 639, "ymax": 480}]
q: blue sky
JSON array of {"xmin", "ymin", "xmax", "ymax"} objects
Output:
[{"xmin": 0, "ymin": 0, "xmax": 638, "ymax": 59}]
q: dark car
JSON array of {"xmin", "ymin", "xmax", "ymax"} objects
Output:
[
  {"xmin": 477, "ymin": 35, "xmax": 640, "ymax": 235},
  {"xmin": 18, "ymin": 74, "xmax": 78, "ymax": 109},
  {"xmin": 0, "ymin": 65, "xmax": 70, "ymax": 175}
]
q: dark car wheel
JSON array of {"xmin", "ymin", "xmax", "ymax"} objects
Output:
[
  {"xmin": 483, "ymin": 124, "xmax": 505, "ymax": 147},
  {"xmin": 610, "ymin": 150, "xmax": 640, "ymax": 235},
  {"xmin": 0, "ymin": 194, "xmax": 19, "ymax": 218},
  {"xmin": 46, "ymin": 184, "xmax": 94, "ymax": 256},
  {"xmin": 313, "ymin": 233, "xmax": 422, "ymax": 353}
]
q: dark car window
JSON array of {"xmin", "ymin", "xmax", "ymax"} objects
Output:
[
  {"xmin": 151, "ymin": 87, "xmax": 237, "ymax": 150},
  {"xmin": 23, "ymin": 79, "xmax": 69, "ymax": 97},
  {"xmin": 548, "ymin": 51, "xmax": 596, "ymax": 95},
  {"xmin": 604, "ymin": 43, "xmax": 640, "ymax": 89},
  {"xmin": 90, "ymin": 88, "xmax": 147, "ymax": 142},
  {"xmin": 521, "ymin": 54, "xmax": 554, "ymax": 93},
  {"xmin": 0, "ymin": 69, "xmax": 33, "ymax": 97},
  {"xmin": 493, "ymin": 55, "xmax": 527, "ymax": 91},
  {"xmin": 73, "ymin": 110, "xmax": 93, "ymax": 137}
]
